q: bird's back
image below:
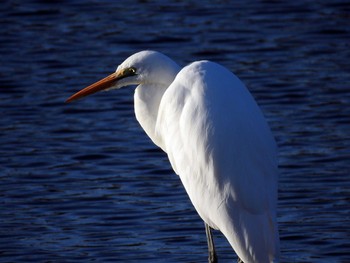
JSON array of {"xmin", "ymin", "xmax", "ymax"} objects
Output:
[{"xmin": 156, "ymin": 61, "xmax": 279, "ymax": 262}]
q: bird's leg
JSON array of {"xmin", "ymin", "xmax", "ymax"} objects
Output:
[
  {"xmin": 237, "ymin": 257, "xmax": 244, "ymax": 263},
  {"xmin": 205, "ymin": 223, "xmax": 218, "ymax": 263}
]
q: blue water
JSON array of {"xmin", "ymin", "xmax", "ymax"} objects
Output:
[{"xmin": 1, "ymin": 1, "xmax": 349, "ymax": 262}]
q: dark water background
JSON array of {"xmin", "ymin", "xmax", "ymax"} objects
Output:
[{"xmin": 1, "ymin": 1, "xmax": 349, "ymax": 262}]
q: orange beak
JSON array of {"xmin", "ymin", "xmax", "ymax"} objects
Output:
[{"xmin": 65, "ymin": 71, "xmax": 124, "ymax": 103}]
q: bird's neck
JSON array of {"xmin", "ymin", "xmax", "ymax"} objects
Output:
[{"xmin": 134, "ymin": 83, "xmax": 168, "ymax": 149}]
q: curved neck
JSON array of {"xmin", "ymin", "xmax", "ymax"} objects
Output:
[{"xmin": 134, "ymin": 83, "xmax": 168, "ymax": 149}]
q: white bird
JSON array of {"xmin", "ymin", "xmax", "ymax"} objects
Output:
[{"xmin": 66, "ymin": 50, "xmax": 280, "ymax": 263}]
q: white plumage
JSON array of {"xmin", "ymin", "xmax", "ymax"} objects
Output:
[{"xmin": 66, "ymin": 50, "xmax": 280, "ymax": 263}]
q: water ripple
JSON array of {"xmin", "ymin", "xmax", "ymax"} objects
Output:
[{"xmin": 1, "ymin": 0, "xmax": 349, "ymax": 262}]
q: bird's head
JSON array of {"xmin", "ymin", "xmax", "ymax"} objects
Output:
[{"xmin": 66, "ymin": 50, "xmax": 179, "ymax": 103}]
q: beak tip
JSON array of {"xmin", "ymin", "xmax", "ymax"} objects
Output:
[{"xmin": 65, "ymin": 97, "xmax": 74, "ymax": 104}]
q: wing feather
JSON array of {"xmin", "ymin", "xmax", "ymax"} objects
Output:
[{"xmin": 156, "ymin": 61, "xmax": 279, "ymax": 262}]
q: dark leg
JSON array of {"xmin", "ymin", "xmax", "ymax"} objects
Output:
[
  {"xmin": 237, "ymin": 257, "xmax": 244, "ymax": 263},
  {"xmin": 205, "ymin": 223, "xmax": 218, "ymax": 263}
]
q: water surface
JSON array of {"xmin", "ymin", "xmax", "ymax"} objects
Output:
[{"xmin": 0, "ymin": 1, "xmax": 349, "ymax": 262}]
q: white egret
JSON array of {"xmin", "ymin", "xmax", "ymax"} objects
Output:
[{"xmin": 66, "ymin": 50, "xmax": 280, "ymax": 263}]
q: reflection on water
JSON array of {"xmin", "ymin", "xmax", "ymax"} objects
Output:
[{"xmin": 0, "ymin": 1, "xmax": 349, "ymax": 262}]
